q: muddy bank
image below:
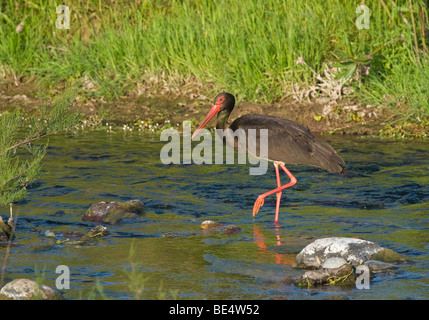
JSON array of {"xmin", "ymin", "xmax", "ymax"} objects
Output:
[{"xmin": 0, "ymin": 80, "xmax": 427, "ymax": 138}]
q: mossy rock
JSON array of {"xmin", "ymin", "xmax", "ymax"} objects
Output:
[
  {"xmin": 370, "ymin": 248, "xmax": 406, "ymax": 263},
  {"xmin": 295, "ymin": 263, "xmax": 356, "ymax": 287},
  {"xmin": 82, "ymin": 199, "xmax": 145, "ymax": 224}
]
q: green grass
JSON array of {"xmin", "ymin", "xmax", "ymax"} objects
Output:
[{"xmin": 0, "ymin": 0, "xmax": 428, "ymax": 120}]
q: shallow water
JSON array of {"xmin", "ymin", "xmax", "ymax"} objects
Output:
[{"xmin": 2, "ymin": 130, "xmax": 428, "ymax": 300}]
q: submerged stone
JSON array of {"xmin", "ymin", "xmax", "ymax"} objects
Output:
[
  {"xmin": 45, "ymin": 230, "xmax": 56, "ymax": 238},
  {"xmin": 33, "ymin": 225, "xmax": 110, "ymax": 248},
  {"xmin": 204, "ymin": 254, "xmax": 295, "ymax": 283},
  {"xmin": 201, "ymin": 220, "xmax": 223, "ymax": 231},
  {"xmin": 200, "ymin": 220, "xmax": 241, "ymax": 235},
  {"xmin": 62, "ymin": 231, "xmax": 84, "ymax": 238},
  {"xmin": 69, "ymin": 225, "xmax": 110, "ymax": 245},
  {"xmin": 224, "ymin": 225, "xmax": 242, "ymax": 235},
  {"xmin": 364, "ymin": 260, "xmax": 398, "ymax": 273},
  {"xmin": 82, "ymin": 199, "xmax": 145, "ymax": 224},
  {"xmin": 85, "ymin": 225, "xmax": 110, "ymax": 237}
]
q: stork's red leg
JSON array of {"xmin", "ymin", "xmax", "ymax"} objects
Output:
[
  {"xmin": 274, "ymin": 162, "xmax": 282, "ymax": 224},
  {"xmin": 253, "ymin": 161, "xmax": 297, "ymax": 223}
]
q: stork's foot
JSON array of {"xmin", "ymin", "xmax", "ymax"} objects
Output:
[{"xmin": 252, "ymin": 195, "xmax": 265, "ymax": 218}]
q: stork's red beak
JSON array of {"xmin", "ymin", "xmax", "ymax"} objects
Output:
[{"xmin": 191, "ymin": 103, "xmax": 222, "ymax": 139}]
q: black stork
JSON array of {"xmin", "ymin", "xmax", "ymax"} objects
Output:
[{"xmin": 192, "ymin": 92, "xmax": 345, "ymax": 224}]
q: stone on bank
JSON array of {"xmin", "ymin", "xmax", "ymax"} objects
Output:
[{"xmin": 0, "ymin": 279, "xmax": 63, "ymax": 300}]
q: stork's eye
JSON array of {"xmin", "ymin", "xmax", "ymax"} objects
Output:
[{"xmin": 217, "ymin": 97, "xmax": 225, "ymax": 104}]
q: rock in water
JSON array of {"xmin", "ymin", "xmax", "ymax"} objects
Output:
[
  {"xmin": 295, "ymin": 237, "xmax": 383, "ymax": 269},
  {"xmin": 0, "ymin": 279, "xmax": 63, "ymax": 300},
  {"xmin": 82, "ymin": 199, "xmax": 145, "ymax": 224},
  {"xmin": 293, "ymin": 237, "xmax": 405, "ymax": 286},
  {"xmin": 45, "ymin": 230, "xmax": 56, "ymax": 238},
  {"xmin": 201, "ymin": 220, "xmax": 241, "ymax": 235}
]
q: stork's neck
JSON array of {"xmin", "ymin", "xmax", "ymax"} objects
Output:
[{"xmin": 216, "ymin": 109, "xmax": 231, "ymax": 130}]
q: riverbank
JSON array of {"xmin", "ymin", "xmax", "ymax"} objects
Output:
[
  {"xmin": 0, "ymin": 0, "xmax": 428, "ymax": 139},
  {"xmin": 0, "ymin": 78, "xmax": 427, "ymax": 139}
]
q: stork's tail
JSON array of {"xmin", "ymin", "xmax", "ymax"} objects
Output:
[{"xmin": 314, "ymin": 139, "xmax": 346, "ymax": 174}]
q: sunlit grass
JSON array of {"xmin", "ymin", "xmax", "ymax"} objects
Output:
[{"xmin": 0, "ymin": 0, "xmax": 428, "ymax": 120}]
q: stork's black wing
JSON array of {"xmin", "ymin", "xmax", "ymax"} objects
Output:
[{"xmin": 228, "ymin": 114, "xmax": 345, "ymax": 173}]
